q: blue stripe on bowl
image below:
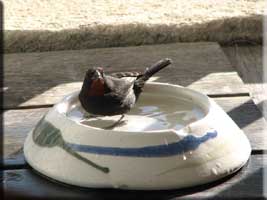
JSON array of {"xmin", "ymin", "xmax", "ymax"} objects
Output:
[{"xmin": 66, "ymin": 130, "xmax": 218, "ymax": 157}]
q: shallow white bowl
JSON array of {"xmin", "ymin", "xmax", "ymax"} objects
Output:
[{"xmin": 24, "ymin": 82, "xmax": 251, "ymax": 190}]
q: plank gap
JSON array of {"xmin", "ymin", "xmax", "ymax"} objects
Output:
[
  {"xmin": 2, "ymin": 104, "xmax": 54, "ymax": 111},
  {"xmin": 251, "ymin": 150, "xmax": 267, "ymax": 155},
  {"xmin": 2, "ymin": 163, "xmax": 30, "ymax": 170},
  {"xmin": 208, "ymin": 93, "xmax": 250, "ymax": 98}
]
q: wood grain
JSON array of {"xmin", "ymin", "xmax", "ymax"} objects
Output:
[
  {"xmin": 3, "ymin": 155, "xmax": 265, "ymax": 199},
  {"xmin": 4, "ymin": 42, "xmax": 248, "ymax": 109},
  {"xmin": 3, "ymin": 96, "xmax": 266, "ymax": 168}
]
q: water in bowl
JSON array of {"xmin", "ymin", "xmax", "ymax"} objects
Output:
[
  {"xmin": 130, "ymin": 93, "xmax": 206, "ymax": 129},
  {"xmin": 66, "ymin": 93, "xmax": 206, "ymax": 132}
]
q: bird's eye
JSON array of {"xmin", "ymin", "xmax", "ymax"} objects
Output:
[
  {"xmin": 96, "ymin": 68, "xmax": 104, "ymax": 76},
  {"xmin": 86, "ymin": 69, "xmax": 95, "ymax": 76}
]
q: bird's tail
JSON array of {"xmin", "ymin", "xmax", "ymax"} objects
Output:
[{"xmin": 134, "ymin": 58, "xmax": 172, "ymax": 97}]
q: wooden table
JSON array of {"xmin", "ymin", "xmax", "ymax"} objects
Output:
[{"xmin": 3, "ymin": 43, "xmax": 267, "ymax": 199}]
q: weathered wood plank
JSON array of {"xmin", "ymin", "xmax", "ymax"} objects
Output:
[
  {"xmin": 222, "ymin": 45, "xmax": 266, "ymax": 116},
  {"xmin": 4, "ymin": 107, "xmax": 48, "ymax": 158},
  {"xmin": 3, "ymin": 96, "xmax": 266, "ymax": 168},
  {"xmin": 4, "ymin": 42, "xmax": 248, "ymax": 109},
  {"xmin": 3, "ymin": 155, "xmax": 265, "ymax": 199},
  {"xmin": 215, "ymin": 97, "xmax": 267, "ymax": 150}
]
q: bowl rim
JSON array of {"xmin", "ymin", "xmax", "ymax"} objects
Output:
[{"xmin": 55, "ymin": 82, "xmax": 212, "ymax": 135}]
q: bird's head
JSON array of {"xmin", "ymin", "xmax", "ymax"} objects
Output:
[
  {"xmin": 86, "ymin": 67, "xmax": 104, "ymax": 80},
  {"xmin": 83, "ymin": 67, "xmax": 105, "ymax": 96}
]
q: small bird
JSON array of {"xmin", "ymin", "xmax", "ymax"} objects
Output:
[{"xmin": 79, "ymin": 58, "xmax": 172, "ymax": 119}]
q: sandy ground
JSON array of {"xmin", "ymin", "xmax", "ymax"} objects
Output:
[
  {"xmin": 4, "ymin": 0, "xmax": 265, "ymax": 52},
  {"xmin": 5, "ymin": 0, "xmax": 264, "ymax": 30}
]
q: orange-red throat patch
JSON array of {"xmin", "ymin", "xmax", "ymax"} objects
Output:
[{"xmin": 88, "ymin": 79, "xmax": 105, "ymax": 96}]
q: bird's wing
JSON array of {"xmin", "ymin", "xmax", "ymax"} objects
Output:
[
  {"xmin": 104, "ymin": 75, "xmax": 133, "ymax": 97},
  {"xmin": 110, "ymin": 71, "xmax": 142, "ymax": 78}
]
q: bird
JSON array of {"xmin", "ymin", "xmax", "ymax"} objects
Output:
[{"xmin": 78, "ymin": 58, "xmax": 172, "ymax": 124}]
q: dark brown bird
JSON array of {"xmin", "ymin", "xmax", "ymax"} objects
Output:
[{"xmin": 79, "ymin": 58, "xmax": 172, "ymax": 117}]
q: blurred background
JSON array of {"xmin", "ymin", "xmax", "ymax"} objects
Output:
[{"xmin": 5, "ymin": 0, "xmax": 264, "ymax": 52}]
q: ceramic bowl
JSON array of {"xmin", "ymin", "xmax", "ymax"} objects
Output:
[{"xmin": 24, "ymin": 82, "xmax": 251, "ymax": 190}]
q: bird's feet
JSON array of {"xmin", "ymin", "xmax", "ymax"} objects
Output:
[
  {"xmin": 82, "ymin": 113, "xmax": 101, "ymax": 120},
  {"xmin": 83, "ymin": 113, "xmax": 92, "ymax": 119},
  {"xmin": 104, "ymin": 114, "xmax": 126, "ymax": 130}
]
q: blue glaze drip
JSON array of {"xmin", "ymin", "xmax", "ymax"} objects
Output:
[{"xmin": 66, "ymin": 130, "xmax": 217, "ymax": 157}]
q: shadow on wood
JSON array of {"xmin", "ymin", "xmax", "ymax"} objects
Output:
[
  {"xmin": 4, "ymin": 42, "xmax": 248, "ymax": 109},
  {"xmin": 4, "ymin": 155, "xmax": 265, "ymax": 200},
  {"xmin": 227, "ymin": 99, "xmax": 263, "ymax": 129},
  {"xmin": 2, "ymin": 166, "xmax": 242, "ymax": 200}
]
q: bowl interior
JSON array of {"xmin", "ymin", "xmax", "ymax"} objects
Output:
[{"xmin": 57, "ymin": 83, "xmax": 210, "ymax": 132}]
